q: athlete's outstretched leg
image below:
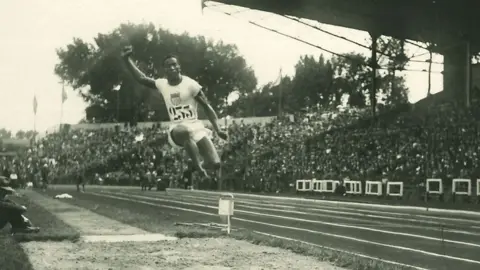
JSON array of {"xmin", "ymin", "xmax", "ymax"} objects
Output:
[
  {"xmin": 171, "ymin": 125, "xmax": 208, "ymax": 178},
  {"xmin": 184, "ymin": 139, "xmax": 208, "ymax": 178},
  {"xmin": 196, "ymin": 137, "xmax": 222, "ymax": 190}
]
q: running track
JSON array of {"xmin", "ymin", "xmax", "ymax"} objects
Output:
[{"xmin": 49, "ymin": 185, "xmax": 480, "ymax": 270}]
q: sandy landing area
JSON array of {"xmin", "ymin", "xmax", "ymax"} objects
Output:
[
  {"xmin": 21, "ymin": 191, "xmax": 342, "ymax": 270},
  {"xmin": 22, "ymin": 237, "xmax": 342, "ymax": 270}
]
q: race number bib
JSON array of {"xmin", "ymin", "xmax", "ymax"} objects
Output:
[{"xmin": 168, "ymin": 105, "xmax": 194, "ymax": 121}]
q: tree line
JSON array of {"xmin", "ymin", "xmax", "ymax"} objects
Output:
[
  {"xmin": 55, "ymin": 23, "xmax": 410, "ymax": 123},
  {"xmin": 0, "ymin": 128, "xmax": 37, "ymax": 140}
]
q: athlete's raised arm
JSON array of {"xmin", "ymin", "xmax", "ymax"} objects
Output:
[
  {"xmin": 121, "ymin": 46, "xmax": 156, "ymax": 89},
  {"xmin": 194, "ymin": 90, "xmax": 228, "ymax": 140}
]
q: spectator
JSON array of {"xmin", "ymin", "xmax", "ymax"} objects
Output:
[{"xmin": 0, "ymin": 177, "xmax": 40, "ymax": 234}]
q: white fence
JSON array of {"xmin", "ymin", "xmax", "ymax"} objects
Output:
[
  {"xmin": 295, "ymin": 179, "xmax": 312, "ymax": 192},
  {"xmin": 477, "ymin": 179, "xmax": 480, "ymax": 197},
  {"xmin": 295, "ymin": 178, "xmax": 480, "ymax": 197},
  {"xmin": 345, "ymin": 180, "xmax": 362, "ymax": 194},
  {"xmin": 426, "ymin": 179, "xmax": 443, "ymax": 194},
  {"xmin": 386, "ymin": 182, "xmax": 403, "ymax": 197},
  {"xmin": 452, "ymin": 179, "xmax": 472, "ymax": 196},
  {"xmin": 366, "ymin": 181, "xmax": 382, "ymax": 196}
]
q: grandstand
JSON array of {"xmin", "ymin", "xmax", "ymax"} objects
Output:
[{"xmin": 2, "ymin": 91, "xmax": 477, "ymax": 207}]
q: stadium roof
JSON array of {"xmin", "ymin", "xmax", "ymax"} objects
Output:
[{"xmin": 208, "ymin": 0, "xmax": 480, "ymax": 52}]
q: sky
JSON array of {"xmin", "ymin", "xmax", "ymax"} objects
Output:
[{"xmin": 0, "ymin": 0, "xmax": 443, "ymax": 133}]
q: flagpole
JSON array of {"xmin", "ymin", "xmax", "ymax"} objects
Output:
[
  {"xmin": 33, "ymin": 93, "xmax": 37, "ymax": 145},
  {"xmin": 34, "ymin": 106, "xmax": 37, "ymax": 144},
  {"xmin": 277, "ymin": 68, "xmax": 283, "ymax": 117},
  {"xmin": 60, "ymin": 100, "xmax": 63, "ymax": 129},
  {"xmin": 60, "ymin": 80, "xmax": 65, "ymax": 131}
]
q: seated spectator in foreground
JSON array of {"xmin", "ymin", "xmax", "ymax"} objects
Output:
[{"xmin": 0, "ymin": 177, "xmax": 40, "ymax": 234}]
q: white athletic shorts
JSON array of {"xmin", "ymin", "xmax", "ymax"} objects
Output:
[{"xmin": 167, "ymin": 121, "xmax": 212, "ymax": 148}]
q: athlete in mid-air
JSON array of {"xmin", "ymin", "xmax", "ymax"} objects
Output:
[{"xmin": 121, "ymin": 46, "xmax": 228, "ymax": 185}]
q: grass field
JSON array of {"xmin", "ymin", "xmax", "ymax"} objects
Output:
[
  {"xmin": 0, "ymin": 235, "xmax": 34, "ymax": 270},
  {"xmin": 43, "ymin": 189, "xmax": 414, "ymax": 270},
  {"xmin": 0, "ymin": 194, "xmax": 80, "ymax": 270}
]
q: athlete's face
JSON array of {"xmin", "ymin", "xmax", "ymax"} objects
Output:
[{"xmin": 164, "ymin": 57, "xmax": 181, "ymax": 80}]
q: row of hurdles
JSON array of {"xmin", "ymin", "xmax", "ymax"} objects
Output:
[{"xmin": 295, "ymin": 178, "xmax": 480, "ymax": 197}]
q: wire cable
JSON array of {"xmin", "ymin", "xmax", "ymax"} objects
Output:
[{"xmin": 206, "ymin": 3, "xmax": 444, "ymax": 74}]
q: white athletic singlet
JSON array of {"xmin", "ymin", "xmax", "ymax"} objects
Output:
[{"xmin": 154, "ymin": 75, "xmax": 202, "ymax": 124}]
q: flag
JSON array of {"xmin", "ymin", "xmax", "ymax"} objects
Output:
[
  {"xmin": 33, "ymin": 95, "xmax": 38, "ymax": 115},
  {"xmin": 61, "ymin": 83, "xmax": 68, "ymax": 103},
  {"xmin": 201, "ymin": 0, "xmax": 206, "ymax": 15}
]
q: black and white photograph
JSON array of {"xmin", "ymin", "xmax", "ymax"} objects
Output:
[{"xmin": 1, "ymin": 0, "xmax": 480, "ymax": 269}]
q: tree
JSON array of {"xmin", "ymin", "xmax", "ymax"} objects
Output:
[
  {"xmin": 15, "ymin": 130, "xmax": 26, "ymax": 139},
  {"xmin": 285, "ymin": 48, "xmax": 408, "ymax": 113},
  {"xmin": 24, "ymin": 130, "xmax": 38, "ymax": 140},
  {"xmin": 377, "ymin": 37, "xmax": 409, "ymax": 106},
  {"xmin": 233, "ymin": 55, "xmax": 340, "ymax": 115},
  {"xmin": 55, "ymin": 23, "xmax": 257, "ymax": 123},
  {"xmin": 227, "ymin": 75, "xmax": 293, "ymax": 117},
  {"xmin": 330, "ymin": 37, "xmax": 409, "ymax": 111},
  {"xmin": 0, "ymin": 128, "xmax": 12, "ymax": 139},
  {"xmin": 331, "ymin": 52, "xmax": 371, "ymax": 108},
  {"xmin": 288, "ymin": 55, "xmax": 337, "ymax": 110},
  {"xmin": 227, "ymin": 41, "xmax": 410, "ymax": 118},
  {"xmin": 14, "ymin": 130, "xmax": 37, "ymax": 140}
]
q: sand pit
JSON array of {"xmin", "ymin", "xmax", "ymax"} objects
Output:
[{"xmin": 22, "ymin": 237, "xmax": 342, "ymax": 270}]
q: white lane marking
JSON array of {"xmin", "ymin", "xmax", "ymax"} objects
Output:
[
  {"xmin": 90, "ymin": 192, "xmax": 480, "ymax": 266},
  {"xmin": 52, "ymin": 184, "xmax": 480, "ymax": 218},
  {"xmin": 252, "ymin": 231, "xmax": 430, "ymax": 270},
  {"xmin": 98, "ymin": 191, "xmax": 480, "ymax": 248},
  {"xmin": 167, "ymin": 191, "xmax": 480, "ymax": 225},
  {"xmin": 137, "ymin": 192, "xmax": 480, "ymax": 236},
  {"xmin": 166, "ymin": 188, "xmax": 480, "ymax": 217},
  {"xmin": 238, "ymin": 218, "xmax": 480, "ymax": 266},
  {"xmin": 69, "ymin": 185, "xmax": 480, "ymax": 223},
  {"xmin": 170, "ymin": 193, "xmax": 480, "ymax": 232},
  {"xmin": 111, "ymin": 192, "xmax": 480, "ymax": 236},
  {"xmin": 114, "ymin": 187, "xmax": 480, "ymax": 226}
]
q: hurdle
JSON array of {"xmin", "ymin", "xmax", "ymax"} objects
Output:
[
  {"xmin": 295, "ymin": 179, "xmax": 312, "ymax": 192},
  {"xmin": 322, "ymin": 180, "xmax": 340, "ymax": 193},
  {"xmin": 312, "ymin": 179, "xmax": 323, "ymax": 192},
  {"xmin": 344, "ymin": 180, "xmax": 362, "ymax": 195},
  {"xmin": 426, "ymin": 178, "xmax": 443, "ymax": 194},
  {"xmin": 477, "ymin": 179, "xmax": 480, "ymax": 196},
  {"xmin": 386, "ymin": 181, "xmax": 404, "ymax": 197},
  {"xmin": 365, "ymin": 181, "xmax": 382, "ymax": 196},
  {"xmin": 452, "ymin": 179, "xmax": 472, "ymax": 196}
]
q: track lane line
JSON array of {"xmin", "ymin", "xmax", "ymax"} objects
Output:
[
  {"xmin": 88, "ymin": 191, "xmax": 480, "ymax": 266},
  {"xmin": 96, "ymin": 191, "xmax": 480, "ymax": 248}
]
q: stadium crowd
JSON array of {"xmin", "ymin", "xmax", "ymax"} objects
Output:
[{"xmin": 0, "ymin": 95, "xmax": 479, "ymax": 197}]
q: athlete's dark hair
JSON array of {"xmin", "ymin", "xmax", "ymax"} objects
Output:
[{"xmin": 163, "ymin": 54, "xmax": 179, "ymax": 65}]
